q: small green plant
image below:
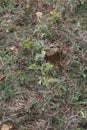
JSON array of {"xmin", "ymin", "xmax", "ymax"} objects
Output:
[
  {"xmin": 42, "ymin": 62, "xmax": 54, "ymax": 73},
  {"xmin": 6, "ymin": 27, "xmax": 16, "ymax": 33},
  {"xmin": 80, "ymin": 0, "xmax": 86, "ymax": 4},
  {"xmin": 4, "ymin": 87, "xmax": 17, "ymax": 101},
  {"xmin": 45, "ymin": 33, "xmax": 55, "ymax": 40},
  {"xmin": 73, "ymin": 92, "xmax": 87, "ymax": 106},
  {"xmin": 28, "ymin": 64, "xmax": 40, "ymax": 70},
  {"xmin": 35, "ymin": 50, "xmax": 46, "ymax": 62},
  {"xmin": 50, "ymin": 13, "xmax": 61, "ymax": 22},
  {"xmin": 25, "ymin": 108, "xmax": 32, "ymax": 114},
  {"xmin": 22, "ymin": 40, "xmax": 35, "ymax": 49},
  {"xmin": 73, "ymin": 92, "xmax": 82, "ymax": 102},
  {"xmin": 0, "ymin": 0, "xmax": 10, "ymax": 8},
  {"xmin": 41, "ymin": 76, "xmax": 58, "ymax": 87}
]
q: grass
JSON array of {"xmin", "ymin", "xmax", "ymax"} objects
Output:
[{"xmin": 0, "ymin": 0, "xmax": 87, "ymax": 130}]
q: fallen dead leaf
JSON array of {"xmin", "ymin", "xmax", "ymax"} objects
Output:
[
  {"xmin": 16, "ymin": 69, "xmax": 24, "ymax": 73},
  {"xmin": 36, "ymin": 12, "xmax": 43, "ymax": 22},
  {"xmin": 50, "ymin": 10, "xmax": 57, "ymax": 16},
  {"xmin": 0, "ymin": 76, "xmax": 6, "ymax": 83},
  {"xmin": 25, "ymin": 3, "xmax": 30, "ymax": 9},
  {"xmin": 1, "ymin": 124, "xmax": 12, "ymax": 130},
  {"xmin": 10, "ymin": 46, "xmax": 18, "ymax": 54}
]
